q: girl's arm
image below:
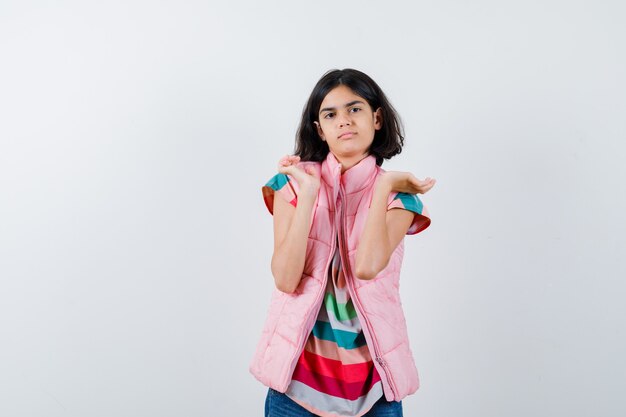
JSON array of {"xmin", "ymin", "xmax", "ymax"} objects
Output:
[
  {"xmin": 270, "ymin": 156, "xmax": 320, "ymax": 293},
  {"xmin": 355, "ymin": 172, "xmax": 435, "ymax": 280}
]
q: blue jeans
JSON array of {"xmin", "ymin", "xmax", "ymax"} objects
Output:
[{"xmin": 264, "ymin": 388, "xmax": 403, "ymax": 417}]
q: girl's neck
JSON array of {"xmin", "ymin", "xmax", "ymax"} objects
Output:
[{"xmin": 333, "ymin": 152, "xmax": 369, "ymax": 174}]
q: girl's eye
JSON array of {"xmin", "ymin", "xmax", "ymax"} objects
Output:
[
  {"xmin": 323, "ymin": 113, "xmax": 335, "ymax": 119},
  {"xmin": 349, "ymin": 107, "xmax": 362, "ymax": 113}
]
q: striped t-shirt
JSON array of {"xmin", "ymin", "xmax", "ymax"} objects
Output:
[{"xmin": 285, "ymin": 237, "xmax": 383, "ymax": 416}]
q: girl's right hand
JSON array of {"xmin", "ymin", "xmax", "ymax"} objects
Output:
[{"xmin": 277, "ymin": 155, "xmax": 320, "ymax": 199}]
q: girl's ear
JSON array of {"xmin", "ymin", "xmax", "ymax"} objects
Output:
[
  {"xmin": 314, "ymin": 121, "xmax": 326, "ymax": 141},
  {"xmin": 374, "ymin": 108, "xmax": 383, "ymax": 130}
]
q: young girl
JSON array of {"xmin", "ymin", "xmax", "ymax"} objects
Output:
[{"xmin": 250, "ymin": 69, "xmax": 435, "ymax": 417}]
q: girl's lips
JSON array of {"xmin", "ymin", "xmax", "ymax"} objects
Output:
[{"xmin": 338, "ymin": 131, "xmax": 356, "ymax": 139}]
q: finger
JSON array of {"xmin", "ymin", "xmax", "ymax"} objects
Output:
[
  {"xmin": 411, "ymin": 178, "xmax": 429, "ymax": 187},
  {"xmin": 305, "ymin": 166, "xmax": 320, "ymax": 177},
  {"xmin": 283, "ymin": 156, "xmax": 300, "ymax": 168},
  {"xmin": 418, "ymin": 183, "xmax": 435, "ymax": 194},
  {"xmin": 279, "ymin": 157, "xmax": 297, "ymax": 170},
  {"xmin": 280, "ymin": 163, "xmax": 307, "ymax": 180},
  {"xmin": 278, "ymin": 165, "xmax": 298, "ymax": 176}
]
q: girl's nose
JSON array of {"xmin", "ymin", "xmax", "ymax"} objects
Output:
[{"xmin": 337, "ymin": 113, "xmax": 352, "ymax": 127}]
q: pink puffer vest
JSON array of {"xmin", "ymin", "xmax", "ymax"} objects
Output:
[{"xmin": 250, "ymin": 152, "xmax": 430, "ymax": 402}]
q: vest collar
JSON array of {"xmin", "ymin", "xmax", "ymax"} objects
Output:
[{"xmin": 321, "ymin": 152, "xmax": 378, "ymax": 194}]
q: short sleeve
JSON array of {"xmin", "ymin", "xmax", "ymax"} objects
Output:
[
  {"xmin": 387, "ymin": 192, "xmax": 431, "ymax": 235},
  {"xmin": 262, "ymin": 173, "xmax": 298, "ymax": 215}
]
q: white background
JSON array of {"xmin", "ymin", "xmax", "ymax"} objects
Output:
[{"xmin": 1, "ymin": 1, "xmax": 625, "ymax": 416}]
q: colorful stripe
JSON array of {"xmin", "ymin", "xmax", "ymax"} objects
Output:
[
  {"xmin": 317, "ymin": 307, "xmax": 361, "ymax": 334},
  {"xmin": 312, "ymin": 320, "xmax": 367, "ymax": 350},
  {"xmin": 303, "ymin": 337, "xmax": 373, "ymax": 365},
  {"xmin": 262, "ymin": 173, "xmax": 297, "ymax": 214},
  {"xmin": 389, "ymin": 192, "xmax": 431, "ymax": 235},
  {"xmin": 288, "ymin": 380, "xmax": 383, "ymax": 417},
  {"xmin": 324, "ymin": 292, "xmax": 357, "ymax": 321},
  {"xmin": 291, "ymin": 360, "xmax": 381, "ymax": 400},
  {"xmin": 297, "ymin": 350, "xmax": 375, "ymax": 384},
  {"xmin": 392, "ymin": 192, "xmax": 424, "ymax": 214}
]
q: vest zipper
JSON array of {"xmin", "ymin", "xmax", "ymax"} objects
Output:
[{"xmin": 338, "ymin": 187, "xmax": 398, "ymax": 401}]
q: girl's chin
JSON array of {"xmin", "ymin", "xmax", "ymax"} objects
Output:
[
  {"xmin": 329, "ymin": 146, "xmax": 369, "ymax": 155},
  {"xmin": 329, "ymin": 150, "xmax": 370, "ymax": 163}
]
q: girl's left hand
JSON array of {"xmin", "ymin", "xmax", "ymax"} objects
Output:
[{"xmin": 378, "ymin": 171, "xmax": 436, "ymax": 194}]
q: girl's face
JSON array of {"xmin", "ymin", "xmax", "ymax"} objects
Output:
[{"xmin": 315, "ymin": 85, "xmax": 382, "ymax": 168}]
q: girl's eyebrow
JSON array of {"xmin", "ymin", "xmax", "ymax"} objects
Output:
[{"xmin": 319, "ymin": 100, "xmax": 365, "ymax": 114}]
